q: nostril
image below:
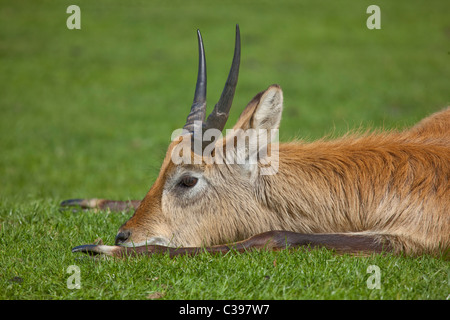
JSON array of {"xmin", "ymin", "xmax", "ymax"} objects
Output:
[{"xmin": 115, "ymin": 230, "xmax": 131, "ymax": 245}]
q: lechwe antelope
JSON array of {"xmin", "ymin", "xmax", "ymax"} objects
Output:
[{"xmin": 65, "ymin": 25, "xmax": 449, "ymax": 258}]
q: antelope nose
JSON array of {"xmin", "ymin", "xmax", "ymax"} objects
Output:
[{"xmin": 115, "ymin": 230, "xmax": 131, "ymax": 245}]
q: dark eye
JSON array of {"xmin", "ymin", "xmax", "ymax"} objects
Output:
[{"xmin": 179, "ymin": 176, "xmax": 198, "ymax": 188}]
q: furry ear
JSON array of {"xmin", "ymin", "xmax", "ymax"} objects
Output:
[
  {"xmin": 214, "ymin": 85, "xmax": 282, "ymax": 178},
  {"xmin": 252, "ymin": 84, "xmax": 283, "ymax": 130},
  {"xmin": 233, "ymin": 84, "xmax": 283, "ymax": 131}
]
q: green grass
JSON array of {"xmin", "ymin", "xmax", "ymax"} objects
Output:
[
  {"xmin": 0, "ymin": 0, "xmax": 449, "ymax": 300},
  {"xmin": 1, "ymin": 200, "xmax": 448, "ymax": 300}
]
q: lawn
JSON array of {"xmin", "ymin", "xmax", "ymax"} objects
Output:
[{"xmin": 0, "ymin": 0, "xmax": 449, "ymax": 301}]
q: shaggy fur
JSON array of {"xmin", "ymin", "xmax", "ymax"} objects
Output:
[{"xmin": 68, "ymin": 85, "xmax": 450, "ymax": 257}]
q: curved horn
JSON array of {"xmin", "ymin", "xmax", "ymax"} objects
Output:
[
  {"xmin": 183, "ymin": 30, "xmax": 207, "ymax": 132},
  {"xmin": 205, "ymin": 24, "xmax": 241, "ymax": 132}
]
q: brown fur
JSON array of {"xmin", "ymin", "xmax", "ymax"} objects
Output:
[{"xmin": 105, "ymin": 85, "xmax": 449, "ymax": 257}]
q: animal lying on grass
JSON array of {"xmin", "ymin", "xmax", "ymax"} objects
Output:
[{"xmin": 63, "ymin": 25, "xmax": 450, "ymax": 259}]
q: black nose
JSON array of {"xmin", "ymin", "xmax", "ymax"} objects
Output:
[{"xmin": 115, "ymin": 230, "xmax": 131, "ymax": 245}]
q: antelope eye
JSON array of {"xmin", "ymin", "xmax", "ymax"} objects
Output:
[{"xmin": 179, "ymin": 176, "xmax": 198, "ymax": 188}]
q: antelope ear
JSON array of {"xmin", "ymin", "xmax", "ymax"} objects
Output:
[{"xmin": 233, "ymin": 84, "xmax": 283, "ymax": 131}]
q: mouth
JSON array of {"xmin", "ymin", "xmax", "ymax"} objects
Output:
[
  {"xmin": 72, "ymin": 236, "xmax": 173, "ymax": 257},
  {"xmin": 72, "ymin": 237, "xmax": 175, "ymax": 256},
  {"xmin": 120, "ymin": 236, "xmax": 172, "ymax": 248}
]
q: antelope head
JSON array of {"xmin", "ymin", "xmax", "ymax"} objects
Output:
[{"xmin": 114, "ymin": 25, "xmax": 284, "ymax": 248}]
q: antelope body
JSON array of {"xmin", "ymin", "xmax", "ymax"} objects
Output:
[{"xmin": 66, "ymin": 26, "xmax": 449, "ymax": 258}]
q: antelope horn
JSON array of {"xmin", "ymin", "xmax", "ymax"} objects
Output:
[
  {"xmin": 183, "ymin": 30, "xmax": 207, "ymax": 133},
  {"xmin": 183, "ymin": 25, "xmax": 241, "ymax": 136},
  {"xmin": 205, "ymin": 24, "xmax": 241, "ymax": 132}
]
